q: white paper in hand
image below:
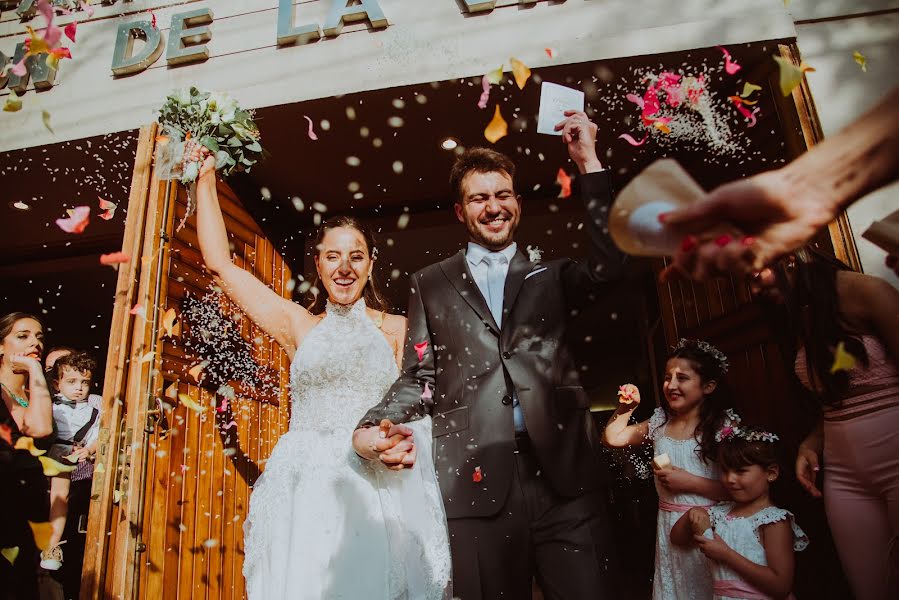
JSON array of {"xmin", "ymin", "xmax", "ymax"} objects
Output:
[{"xmin": 537, "ymin": 82, "xmax": 585, "ymax": 135}]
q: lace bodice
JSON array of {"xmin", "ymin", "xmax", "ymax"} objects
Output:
[
  {"xmin": 647, "ymin": 407, "xmax": 720, "ymax": 505},
  {"xmin": 290, "ymin": 299, "xmax": 398, "ymax": 433}
]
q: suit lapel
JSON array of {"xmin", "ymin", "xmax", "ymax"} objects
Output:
[
  {"xmin": 503, "ymin": 250, "xmax": 531, "ymax": 324},
  {"xmin": 440, "ymin": 250, "xmax": 500, "ymax": 334}
]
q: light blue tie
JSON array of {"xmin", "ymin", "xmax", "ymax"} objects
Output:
[
  {"xmin": 483, "ymin": 253, "xmax": 506, "ymax": 326},
  {"xmin": 483, "ymin": 254, "xmax": 526, "ymax": 432}
]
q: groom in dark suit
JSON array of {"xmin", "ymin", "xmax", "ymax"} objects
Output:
[{"xmin": 354, "ymin": 111, "xmax": 625, "ymax": 599}]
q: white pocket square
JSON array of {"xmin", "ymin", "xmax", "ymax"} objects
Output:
[{"xmin": 525, "ymin": 267, "xmax": 548, "ymax": 280}]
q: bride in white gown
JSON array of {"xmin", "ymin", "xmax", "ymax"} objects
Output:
[{"xmin": 192, "ymin": 147, "xmax": 451, "ymax": 599}]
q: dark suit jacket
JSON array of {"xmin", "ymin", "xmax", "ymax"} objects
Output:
[{"xmin": 359, "ymin": 171, "xmax": 626, "ymax": 519}]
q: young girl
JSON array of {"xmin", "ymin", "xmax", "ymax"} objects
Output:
[
  {"xmin": 603, "ymin": 338, "xmax": 733, "ymax": 600},
  {"xmin": 671, "ymin": 423, "xmax": 808, "ymax": 599}
]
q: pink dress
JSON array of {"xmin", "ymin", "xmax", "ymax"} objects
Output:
[{"xmin": 795, "ymin": 335, "xmax": 899, "ymax": 599}]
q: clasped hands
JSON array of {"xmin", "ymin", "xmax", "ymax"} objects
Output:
[{"xmin": 353, "ymin": 419, "xmax": 416, "ymax": 471}]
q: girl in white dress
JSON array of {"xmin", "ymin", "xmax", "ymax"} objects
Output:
[
  {"xmin": 603, "ymin": 339, "xmax": 734, "ymax": 600},
  {"xmin": 672, "ymin": 424, "xmax": 808, "ymax": 599},
  {"xmin": 192, "ymin": 146, "xmax": 451, "ymax": 599}
]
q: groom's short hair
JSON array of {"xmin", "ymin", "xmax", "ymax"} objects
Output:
[{"xmin": 449, "ymin": 147, "xmax": 516, "ymax": 204}]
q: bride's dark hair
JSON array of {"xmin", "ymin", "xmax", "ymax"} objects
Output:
[{"xmin": 305, "ymin": 215, "xmax": 390, "ymax": 314}]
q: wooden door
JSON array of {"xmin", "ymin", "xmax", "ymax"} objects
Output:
[{"xmin": 82, "ymin": 129, "xmax": 293, "ymax": 599}]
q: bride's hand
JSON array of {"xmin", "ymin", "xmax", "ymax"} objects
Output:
[
  {"xmin": 377, "ymin": 419, "xmax": 416, "ymax": 471},
  {"xmin": 187, "ymin": 143, "xmax": 216, "ymax": 180}
]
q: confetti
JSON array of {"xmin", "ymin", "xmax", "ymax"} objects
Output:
[
  {"xmin": 484, "ymin": 105, "xmax": 508, "ymax": 144},
  {"xmin": 39, "ymin": 456, "xmax": 76, "ymax": 476},
  {"xmin": 421, "ymin": 382, "xmax": 432, "ymax": 401},
  {"xmin": 617, "ymin": 384, "xmax": 638, "ymax": 404},
  {"xmin": 150, "ymin": 10, "xmax": 157, "ymax": 29},
  {"xmin": 64, "ymin": 21, "xmax": 77, "ymax": 43},
  {"xmin": 653, "ymin": 119, "xmax": 672, "ymax": 134},
  {"xmin": 165, "ymin": 382, "xmax": 178, "ymax": 400},
  {"xmin": 485, "ymin": 65, "xmax": 504, "ymax": 85},
  {"xmin": 618, "ymin": 132, "xmax": 647, "ymax": 146},
  {"xmin": 0, "ymin": 424, "xmax": 11, "ymax": 446},
  {"xmin": 79, "ymin": 1, "xmax": 94, "ymax": 17},
  {"xmin": 24, "ymin": 26, "xmax": 51, "ymax": 57},
  {"xmin": 55, "ymin": 206, "xmax": 90, "ymax": 233},
  {"xmin": 46, "ymin": 47, "xmax": 72, "ymax": 70},
  {"xmin": 472, "ymin": 466, "xmax": 483, "ymax": 483},
  {"xmin": 139, "ymin": 351, "xmax": 155, "ymax": 364},
  {"xmin": 99, "ymin": 197, "xmax": 118, "ymax": 220},
  {"xmin": 1, "ymin": 547, "xmax": 19, "ymax": 565},
  {"xmin": 14, "ymin": 436, "xmax": 47, "ymax": 456},
  {"xmin": 10, "ymin": 60, "xmax": 27, "ymax": 78},
  {"xmin": 853, "ymin": 51, "xmax": 867, "ymax": 72},
  {"xmin": 625, "ymin": 93, "xmax": 645, "ymax": 109},
  {"xmin": 544, "ymin": 48, "xmax": 557, "ymax": 59},
  {"xmin": 555, "ymin": 168, "xmax": 572, "ymax": 199},
  {"xmin": 41, "ymin": 110, "xmax": 54, "ymax": 134},
  {"xmin": 188, "ymin": 360, "xmax": 209, "ymax": 382},
  {"xmin": 477, "ymin": 75, "xmax": 491, "ymax": 109},
  {"xmin": 178, "ymin": 393, "xmax": 207, "ymax": 413},
  {"xmin": 129, "ymin": 303, "xmax": 145, "ymax": 317},
  {"xmin": 414, "ymin": 341, "xmax": 428, "ymax": 361},
  {"xmin": 3, "ymin": 90, "xmax": 23, "ymax": 112},
  {"xmin": 830, "ymin": 341, "xmax": 857, "ymax": 374},
  {"xmin": 221, "ymin": 420, "xmax": 237, "ymax": 430},
  {"xmin": 162, "ymin": 307, "xmax": 180, "ymax": 337},
  {"xmin": 28, "ymin": 522, "xmax": 53, "ymax": 551},
  {"xmin": 717, "ymin": 46, "xmax": 741, "ymax": 75},
  {"xmin": 216, "ymin": 395, "xmax": 229, "ymax": 413},
  {"xmin": 303, "ymin": 115, "xmax": 318, "ymax": 140},
  {"xmin": 740, "ymin": 83, "xmax": 763, "ymax": 98},
  {"xmin": 100, "ymin": 251, "xmax": 130, "ymax": 265},
  {"xmin": 772, "ymin": 55, "xmax": 815, "ymax": 97},
  {"xmin": 510, "ymin": 57, "xmax": 531, "ymax": 90}
]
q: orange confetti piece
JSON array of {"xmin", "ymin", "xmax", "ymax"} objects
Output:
[
  {"xmin": 188, "ymin": 360, "xmax": 208, "ymax": 383},
  {"xmin": 653, "ymin": 121, "xmax": 671, "ymax": 134},
  {"xmin": 484, "ymin": 105, "xmax": 508, "ymax": 144},
  {"xmin": 555, "ymin": 168, "xmax": 572, "ymax": 199},
  {"xmin": 617, "ymin": 384, "xmax": 638, "ymax": 404},
  {"xmin": 472, "ymin": 466, "xmax": 483, "ymax": 483},
  {"xmin": 28, "ymin": 521, "xmax": 53, "ymax": 552},
  {"xmin": 178, "ymin": 393, "xmax": 207, "ymax": 413},
  {"xmin": 545, "ymin": 48, "xmax": 557, "ymax": 59},
  {"xmin": 155, "ymin": 135, "xmax": 169, "ymax": 144},
  {"xmin": 510, "ymin": 57, "xmax": 531, "ymax": 90},
  {"xmin": 0, "ymin": 423, "xmax": 13, "ymax": 446},
  {"xmin": 14, "ymin": 436, "xmax": 46, "ymax": 456},
  {"xmin": 129, "ymin": 304, "xmax": 146, "ymax": 319},
  {"xmin": 161, "ymin": 307, "xmax": 180, "ymax": 337},
  {"xmin": 98, "ymin": 197, "xmax": 117, "ymax": 220},
  {"xmin": 165, "ymin": 382, "xmax": 178, "ymax": 401}
]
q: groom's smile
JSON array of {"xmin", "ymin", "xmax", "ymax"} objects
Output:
[{"xmin": 455, "ymin": 170, "xmax": 521, "ymax": 251}]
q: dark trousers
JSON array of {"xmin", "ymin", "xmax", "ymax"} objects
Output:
[{"xmin": 448, "ymin": 436, "xmax": 618, "ymax": 600}]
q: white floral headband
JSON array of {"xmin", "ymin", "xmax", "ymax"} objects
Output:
[
  {"xmin": 715, "ymin": 410, "xmax": 780, "ymax": 444},
  {"xmin": 674, "ymin": 338, "xmax": 729, "ymax": 374}
]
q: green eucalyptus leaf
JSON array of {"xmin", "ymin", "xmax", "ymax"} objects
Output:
[
  {"xmin": 245, "ymin": 141, "xmax": 262, "ymax": 153},
  {"xmin": 199, "ymin": 136, "xmax": 220, "ymax": 152}
]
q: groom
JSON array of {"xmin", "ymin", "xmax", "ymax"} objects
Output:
[{"xmin": 354, "ymin": 111, "xmax": 625, "ymax": 599}]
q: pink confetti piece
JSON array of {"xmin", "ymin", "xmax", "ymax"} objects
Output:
[
  {"xmin": 217, "ymin": 396, "xmax": 229, "ymax": 413},
  {"xmin": 625, "ymin": 93, "xmax": 644, "ymax": 109},
  {"xmin": 100, "ymin": 251, "xmax": 130, "ymax": 265},
  {"xmin": 472, "ymin": 466, "xmax": 483, "ymax": 483},
  {"xmin": 421, "ymin": 382, "xmax": 432, "ymax": 401},
  {"xmin": 414, "ymin": 341, "xmax": 428, "ymax": 362},
  {"xmin": 64, "ymin": 22, "xmax": 77, "ymax": 43},
  {"xmin": 477, "ymin": 75, "xmax": 490, "ymax": 110},
  {"xmin": 79, "ymin": 1, "xmax": 93, "ymax": 18},
  {"xmin": 55, "ymin": 205, "xmax": 90, "ymax": 233},
  {"xmin": 544, "ymin": 47, "xmax": 557, "ymax": 59},
  {"xmin": 98, "ymin": 197, "xmax": 117, "ymax": 220},
  {"xmin": 718, "ymin": 46, "xmax": 742, "ymax": 75},
  {"xmin": 180, "ymin": 464, "xmax": 188, "ymax": 473},
  {"xmin": 221, "ymin": 420, "xmax": 237, "ymax": 430},
  {"xmin": 11, "ymin": 59, "xmax": 27, "ymax": 77},
  {"xmin": 129, "ymin": 304, "xmax": 146, "ymax": 318},
  {"xmin": 303, "ymin": 115, "xmax": 318, "ymax": 140},
  {"xmin": 150, "ymin": 10, "xmax": 157, "ymax": 29},
  {"xmin": 618, "ymin": 133, "xmax": 648, "ymax": 146}
]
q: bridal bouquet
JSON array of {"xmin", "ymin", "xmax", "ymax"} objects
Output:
[{"xmin": 155, "ymin": 87, "xmax": 265, "ymax": 185}]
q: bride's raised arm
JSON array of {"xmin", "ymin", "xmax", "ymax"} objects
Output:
[{"xmin": 193, "ymin": 148, "xmax": 315, "ymax": 357}]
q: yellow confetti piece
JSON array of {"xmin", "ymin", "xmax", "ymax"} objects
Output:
[
  {"xmin": 14, "ymin": 436, "xmax": 46, "ymax": 456},
  {"xmin": 484, "ymin": 105, "xmax": 508, "ymax": 144},
  {"xmin": 485, "ymin": 65, "xmax": 504, "ymax": 85},
  {"xmin": 3, "ymin": 90, "xmax": 23, "ymax": 112},
  {"xmin": 188, "ymin": 361, "xmax": 208, "ymax": 382},
  {"xmin": 740, "ymin": 83, "xmax": 762, "ymax": 98},
  {"xmin": 653, "ymin": 121, "xmax": 671, "ymax": 134},
  {"xmin": 510, "ymin": 57, "xmax": 531, "ymax": 90},
  {"xmin": 161, "ymin": 307, "xmax": 180, "ymax": 337},
  {"xmin": 830, "ymin": 341, "xmax": 857, "ymax": 374},
  {"xmin": 178, "ymin": 393, "xmax": 207, "ymax": 413},
  {"xmin": 773, "ymin": 55, "xmax": 815, "ymax": 97},
  {"xmin": 41, "ymin": 109, "xmax": 53, "ymax": 133},
  {"xmin": 28, "ymin": 521, "xmax": 53, "ymax": 552},
  {"xmin": 1, "ymin": 546, "xmax": 19, "ymax": 565},
  {"xmin": 24, "ymin": 26, "xmax": 50, "ymax": 56},
  {"xmin": 853, "ymin": 51, "xmax": 867, "ymax": 72},
  {"xmin": 39, "ymin": 456, "xmax": 77, "ymax": 476}
]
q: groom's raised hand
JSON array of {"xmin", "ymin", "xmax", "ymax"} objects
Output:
[{"xmin": 352, "ymin": 419, "xmax": 417, "ymax": 470}]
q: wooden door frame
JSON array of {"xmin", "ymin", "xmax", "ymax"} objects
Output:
[{"xmin": 81, "ymin": 124, "xmax": 175, "ymax": 599}]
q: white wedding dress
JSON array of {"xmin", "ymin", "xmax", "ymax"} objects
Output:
[{"xmin": 243, "ymin": 299, "xmax": 452, "ymax": 599}]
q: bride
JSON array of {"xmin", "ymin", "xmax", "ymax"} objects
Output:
[{"xmin": 191, "ymin": 146, "xmax": 451, "ymax": 599}]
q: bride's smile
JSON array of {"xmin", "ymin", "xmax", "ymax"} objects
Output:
[{"xmin": 314, "ymin": 226, "xmax": 374, "ymax": 307}]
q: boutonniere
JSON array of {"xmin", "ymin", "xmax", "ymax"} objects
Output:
[{"xmin": 526, "ymin": 245, "xmax": 542, "ymax": 263}]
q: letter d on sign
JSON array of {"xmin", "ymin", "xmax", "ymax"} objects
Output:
[{"xmin": 111, "ymin": 21, "xmax": 163, "ymax": 76}]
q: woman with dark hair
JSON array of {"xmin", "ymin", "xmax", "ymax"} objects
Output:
[
  {"xmin": 0, "ymin": 312, "xmax": 54, "ymax": 599},
  {"xmin": 192, "ymin": 147, "xmax": 451, "ymax": 599},
  {"xmin": 754, "ymin": 247, "xmax": 899, "ymax": 599}
]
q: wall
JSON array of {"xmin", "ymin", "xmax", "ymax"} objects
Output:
[{"xmin": 789, "ymin": 0, "xmax": 899, "ymax": 284}]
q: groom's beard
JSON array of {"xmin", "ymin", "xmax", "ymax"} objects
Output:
[{"xmin": 465, "ymin": 213, "xmax": 519, "ymax": 251}]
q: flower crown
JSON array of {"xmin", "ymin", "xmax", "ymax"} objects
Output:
[
  {"xmin": 715, "ymin": 411, "xmax": 779, "ymax": 443},
  {"xmin": 674, "ymin": 338, "xmax": 729, "ymax": 374}
]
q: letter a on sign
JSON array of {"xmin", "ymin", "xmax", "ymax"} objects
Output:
[{"xmin": 323, "ymin": 0, "xmax": 389, "ymax": 37}]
